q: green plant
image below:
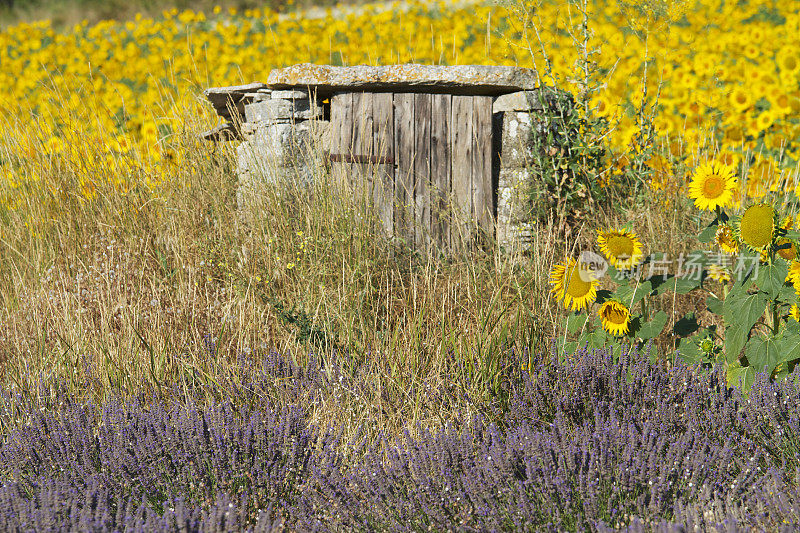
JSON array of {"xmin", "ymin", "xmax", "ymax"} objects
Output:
[
  {"xmin": 553, "ymin": 228, "xmax": 703, "ymax": 359},
  {"xmin": 508, "ymin": 0, "xmax": 669, "ymax": 237},
  {"xmin": 675, "ymin": 202, "xmax": 800, "ymax": 391}
]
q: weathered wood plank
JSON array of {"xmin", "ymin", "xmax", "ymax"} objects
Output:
[
  {"xmin": 394, "ymin": 93, "xmax": 415, "ymax": 245},
  {"xmin": 430, "ymin": 93, "xmax": 451, "ymax": 252},
  {"xmin": 330, "ymin": 92, "xmax": 353, "ymax": 194},
  {"xmin": 473, "ymin": 96, "xmax": 494, "ymax": 239},
  {"xmin": 414, "ymin": 93, "xmax": 432, "ymax": 251},
  {"xmin": 372, "ymin": 92, "xmax": 394, "ymax": 235},
  {"xmin": 451, "ymin": 95, "xmax": 474, "ymax": 251},
  {"xmin": 351, "ymin": 92, "xmax": 373, "ymax": 205}
]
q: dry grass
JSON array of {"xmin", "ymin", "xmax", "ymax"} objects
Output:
[{"xmin": 0, "ymin": 97, "xmax": 575, "ymax": 442}]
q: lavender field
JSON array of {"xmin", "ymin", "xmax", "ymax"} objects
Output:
[{"xmin": 0, "ymin": 345, "xmax": 798, "ymax": 531}]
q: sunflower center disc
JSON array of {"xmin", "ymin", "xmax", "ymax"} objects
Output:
[
  {"xmin": 702, "ymin": 175, "xmax": 725, "ymax": 198},
  {"xmin": 607, "ymin": 236, "xmax": 634, "ymax": 258},
  {"xmin": 740, "ymin": 205, "xmax": 775, "ymax": 249},
  {"xmin": 606, "ymin": 307, "xmax": 626, "ymax": 324}
]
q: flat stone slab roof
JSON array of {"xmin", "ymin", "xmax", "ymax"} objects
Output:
[
  {"xmin": 204, "ymin": 82, "xmax": 268, "ymax": 107},
  {"xmin": 266, "ymin": 64, "xmax": 538, "ymax": 96}
]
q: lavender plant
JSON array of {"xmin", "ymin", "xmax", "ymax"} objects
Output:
[
  {"xmin": 2, "ymin": 345, "xmax": 800, "ymax": 531},
  {"xmin": 295, "ymin": 344, "xmax": 790, "ymax": 531}
]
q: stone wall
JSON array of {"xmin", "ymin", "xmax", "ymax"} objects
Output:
[
  {"xmin": 493, "ymin": 91, "xmax": 541, "ymax": 249},
  {"xmin": 232, "ymin": 88, "xmax": 328, "ymax": 208}
]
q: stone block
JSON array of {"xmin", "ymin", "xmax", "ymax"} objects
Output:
[
  {"xmin": 203, "ymin": 82, "xmax": 268, "ymax": 107},
  {"xmin": 244, "ymin": 99, "xmax": 322, "ymax": 123},
  {"xmin": 270, "ymin": 89, "xmax": 310, "ymax": 100},
  {"xmin": 499, "ymin": 111, "xmax": 536, "ymax": 169},
  {"xmin": 494, "ymin": 91, "xmax": 540, "ymax": 112},
  {"xmin": 294, "ymin": 103, "xmax": 323, "ymax": 120},
  {"xmin": 496, "ymin": 166, "xmax": 536, "ymax": 249},
  {"xmin": 251, "ymin": 123, "xmax": 308, "ymax": 165},
  {"xmin": 236, "ymin": 120, "xmax": 324, "ymax": 212},
  {"xmin": 497, "ymin": 219, "xmax": 535, "ymax": 249},
  {"xmin": 241, "ymin": 122, "xmax": 258, "ymax": 138},
  {"xmin": 201, "ymin": 123, "xmax": 239, "ymax": 142},
  {"xmin": 244, "ymin": 92, "xmax": 271, "ymax": 102},
  {"xmin": 497, "ymin": 168, "xmax": 530, "ymax": 214},
  {"xmin": 267, "ymin": 63, "xmax": 538, "ymax": 96},
  {"xmin": 313, "ymin": 120, "xmax": 331, "ymax": 152},
  {"xmin": 244, "ymin": 100, "xmax": 295, "ymax": 123}
]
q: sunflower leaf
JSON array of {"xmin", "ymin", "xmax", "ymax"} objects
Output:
[
  {"xmin": 656, "ymin": 272, "xmax": 704, "ymax": 295},
  {"xmin": 727, "ymin": 361, "xmax": 756, "ymax": 392},
  {"xmin": 698, "ymin": 222, "xmax": 719, "ymax": 244},
  {"xmin": 706, "ymin": 295, "xmax": 723, "ymax": 315},
  {"xmin": 732, "ymin": 250, "xmax": 761, "ymax": 288},
  {"xmin": 671, "ymin": 276, "xmax": 703, "ymax": 294},
  {"xmin": 594, "ymin": 289, "xmax": 614, "ymax": 305},
  {"xmin": 674, "ymin": 312, "xmax": 700, "ymax": 336},
  {"xmin": 725, "ymin": 327, "xmax": 750, "ymax": 364},
  {"xmin": 647, "ymin": 273, "xmax": 680, "ymax": 293},
  {"xmin": 676, "ymin": 334, "xmax": 711, "ymax": 364},
  {"xmin": 745, "ymin": 335, "xmax": 782, "ymax": 375},
  {"xmin": 723, "ymin": 291, "xmax": 768, "ymax": 329},
  {"xmin": 778, "ymin": 284, "xmax": 797, "ymax": 302},
  {"xmin": 590, "ymin": 329, "xmax": 611, "ymax": 348},
  {"xmin": 723, "ymin": 291, "xmax": 768, "ymax": 360},
  {"xmin": 561, "ymin": 341, "xmax": 579, "ymax": 358},
  {"xmin": 755, "ymin": 260, "xmax": 789, "ymax": 298},
  {"xmin": 653, "ymin": 250, "xmax": 711, "ymax": 294},
  {"xmin": 637, "ymin": 311, "xmax": 668, "ymax": 340},
  {"xmin": 565, "ymin": 312, "xmax": 588, "ymax": 334},
  {"xmin": 626, "ymin": 315, "xmax": 642, "ymax": 338},
  {"xmin": 613, "ymin": 281, "xmax": 653, "ymax": 308},
  {"xmin": 605, "ymin": 264, "xmax": 631, "ymax": 283},
  {"xmin": 775, "ymin": 322, "xmax": 800, "ymax": 362}
]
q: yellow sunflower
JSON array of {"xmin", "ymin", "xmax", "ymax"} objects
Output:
[
  {"xmin": 787, "ymin": 261, "xmax": 800, "ymax": 290},
  {"xmin": 729, "ymin": 86, "xmax": 753, "ymax": 112},
  {"xmin": 550, "ymin": 258, "xmax": 599, "ymax": 312},
  {"xmin": 777, "ymin": 48, "xmax": 800, "ymax": 75},
  {"xmin": 791, "ymin": 305, "xmax": 800, "ymax": 322},
  {"xmin": 707, "ymin": 264, "xmax": 732, "ymax": 283},
  {"xmin": 737, "ymin": 203, "xmax": 776, "ymax": 252},
  {"xmin": 756, "ymin": 110, "xmax": 776, "ymax": 133},
  {"xmin": 597, "ymin": 228, "xmax": 644, "ymax": 270},
  {"xmin": 714, "ymin": 224, "xmax": 739, "ymax": 254},
  {"xmin": 687, "ymin": 160, "xmax": 737, "ymax": 211},
  {"xmin": 597, "ymin": 300, "xmax": 631, "ymax": 336}
]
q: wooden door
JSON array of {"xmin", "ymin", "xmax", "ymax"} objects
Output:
[{"xmin": 329, "ymin": 92, "xmax": 494, "ymax": 252}]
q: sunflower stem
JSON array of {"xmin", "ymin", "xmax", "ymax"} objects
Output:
[{"xmin": 772, "ymin": 300, "xmax": 780, "ymax": 336}]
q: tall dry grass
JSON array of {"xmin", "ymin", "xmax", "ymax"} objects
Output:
[{"xmin": 0, "ymin": 86, "xmax": 579, "ymax": 441}]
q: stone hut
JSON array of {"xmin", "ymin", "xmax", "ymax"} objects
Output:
[{"xmin": 202, "ymin": 63, "xmax": 569, "ymax": 252}]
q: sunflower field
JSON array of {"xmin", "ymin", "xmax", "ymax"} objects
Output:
[
  {"xmin": 3, "ymin": 0, "xmax": 800, "ymax": 529},
  {"xmin": 1, "ymin": 0, "xmax": 799, "ymax": 204}
]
